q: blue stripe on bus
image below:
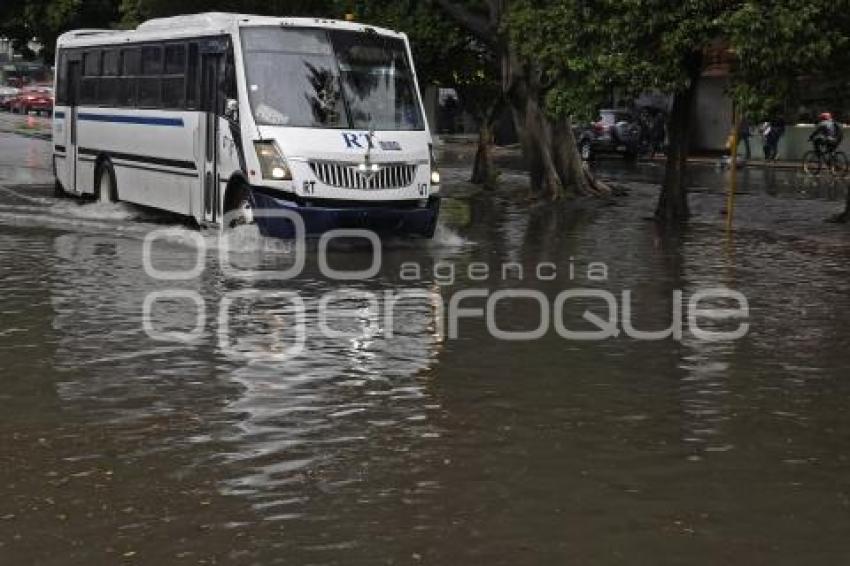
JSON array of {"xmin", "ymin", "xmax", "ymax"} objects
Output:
[
  {"xmin": 77, "ymin": 113, "xmax": 184, "ymax": 127},
  {"xmin": 54, "ymin": 111, "xmax": 65, "ymax": 119}
]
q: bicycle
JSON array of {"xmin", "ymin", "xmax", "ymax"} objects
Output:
[{"xmin": 802, "ymin": 145, "xmax": 849, "ymax": 177}]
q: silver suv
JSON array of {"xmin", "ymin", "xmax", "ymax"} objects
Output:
[{"xmin": 576, "ymin": 108, "xmax": 646, "ymax": 161}]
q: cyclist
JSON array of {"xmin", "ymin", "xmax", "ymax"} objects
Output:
[{"xmin": 809, "ymin": 112, "xmax": 843, "ymax": 155}]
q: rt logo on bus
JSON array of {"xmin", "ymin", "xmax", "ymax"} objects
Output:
[
  {"xmin": 342, "ymin": 133, "xmax": 401, "ymax": 151},
  {"xmin": 342, "ymin": 132, "xmax": 372, "ymax": 149}
]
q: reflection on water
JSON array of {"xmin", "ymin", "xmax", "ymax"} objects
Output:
[
  {"xmin": 43, "ymin": 221, "xmax": 458, "ymax": 539},
  {"xmin": 3, "ymin": 174, "xmax": 850, "ymax": 564}
]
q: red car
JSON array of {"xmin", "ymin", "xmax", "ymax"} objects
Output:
[{"xmin": 9, "ymin": 85, "xmax": 54, "ymax": 115}]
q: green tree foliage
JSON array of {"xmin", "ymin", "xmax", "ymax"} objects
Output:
[
  {"xmin": 506, "ymin": 1, "xmax": 609, "ymax": 122},
  {"xmin": 0, "ymin": 0, "xmax": 120, "ymax": 62},
  {"xmin": 727, "ymin": 0, "xmax": 850, "ymax": 119}
]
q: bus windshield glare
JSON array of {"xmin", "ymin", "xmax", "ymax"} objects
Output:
[{"xmin": 241, "ymin": 27, "xmax": 425, "ymax": 131}]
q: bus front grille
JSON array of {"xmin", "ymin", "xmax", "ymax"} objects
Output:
[{"xmin": 309, "ymin": 161, "xmax": 417, "ymax": 190}]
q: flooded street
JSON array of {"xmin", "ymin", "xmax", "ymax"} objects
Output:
[{"xmin": 3, "ymin": 115, "xmax": 850, "ymax": 565}]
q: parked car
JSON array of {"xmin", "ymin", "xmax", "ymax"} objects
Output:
[
  {"xmin": 0, "ymin": 85, "xmax": 20, "ymax": 111},
  {"xmin": 576, "ymin": 108, "xmax": 647, "ymax": 161},
  {"xmin": 8, "ymin": 85, "xmax": 54, "ymax": 115}
]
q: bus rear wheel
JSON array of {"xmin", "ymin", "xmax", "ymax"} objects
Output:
[{"xmin": 95, "ymin": 160, "xmax": 118, "ymax": 203}]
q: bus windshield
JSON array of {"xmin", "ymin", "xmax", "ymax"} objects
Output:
[{"xmin": 241, "ymin": 27, "xmax": 425, "ymax": 131}]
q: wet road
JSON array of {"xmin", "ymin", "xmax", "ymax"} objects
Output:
[{"xmin": 2, "ymin": 114, "xmax": 850, "ymax": 564}]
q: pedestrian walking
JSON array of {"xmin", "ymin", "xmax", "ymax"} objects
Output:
[{"xmin": 761, "ymin": 116, "xmax": 786, "ymax": 161}]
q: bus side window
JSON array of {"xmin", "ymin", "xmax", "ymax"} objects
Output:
[
  {"xmin": 162, "ymin": 43, "xmax": 186, "ymax": 109},
  {"xmin": 80, "ymin": 50, "xmax": 100, "ymax": 105},
  {"xmin": 101, "ymin": 49, "xmax": 120, "ymax": 107},
  {"xmin": 120, "ymin": 48, "xmax": 140, "ymax": 107},
  {"xmin": 56, "ymin": 51, "xmax": 67, "ymax": 105},
  {"xmin": 186, "ymin": 43, "xmax": 199, "ymax": 110},
  {"xmin": 138, "ymin": 45, "xmax": 163, "ymax": 108}
]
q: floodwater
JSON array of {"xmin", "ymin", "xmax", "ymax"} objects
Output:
[{"xmin": 3, "ymin": 121, "xmax": 850, "ymax": 564}]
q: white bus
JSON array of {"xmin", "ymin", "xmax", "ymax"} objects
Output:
[{"xmin": 53, "ymin": 12, "xmax": 440, "ymax": 238}]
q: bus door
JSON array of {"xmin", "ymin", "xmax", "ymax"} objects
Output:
[
  {"xmin": 200, "ymin": 41, "xmax": 225, "ymax": 225},
  {"xmin": 65, "ymin": 58, "xmax": 82, "ymax": 194}
]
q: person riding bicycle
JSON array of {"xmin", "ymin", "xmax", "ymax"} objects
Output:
[{"xmin": 810, "ymin": 112, "xmax": 843, "ymax": 155}]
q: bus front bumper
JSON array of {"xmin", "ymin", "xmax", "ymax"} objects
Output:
[{"xmin": 249, "ymin": 189, "xmax": 441, "ymax": 239}]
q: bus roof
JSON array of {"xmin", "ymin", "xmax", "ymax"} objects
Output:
[{"xmin": 57, "ymin": 12, "xmax": 405, "ymax": 49}]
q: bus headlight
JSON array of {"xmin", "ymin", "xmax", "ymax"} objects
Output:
[
  {"xmin": 429, "ymin": 143, "xmax": 440, "ymax": 185},
  {"xmin": 254, "ymin": 141, "xmax": 291, "ymax": 180}
]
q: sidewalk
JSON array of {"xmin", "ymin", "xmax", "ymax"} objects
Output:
[{"xmin": 658, "ymin": 153, "xmax": 804, "ymax": 170}]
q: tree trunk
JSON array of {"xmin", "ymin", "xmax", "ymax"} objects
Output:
[
  {"xmin": 515, "ymin": 95, "xmax": 564, "ymax": 199},
  {"xmin": 655, "ymin": 54, "xmax": 702, "ymax": 223},
  {"xmin": 432, "ymin": 0, "xmax": 606, "ymax": 200},
  {"xmin": 470, "ymin": 101, "xmax": 501, "ymax": 186},
  {"xmin": 655, "ymin": 89, "xmax": 692, "ymax": 222},
  {"xmin": 470, "ymin": 119, "xmax": 494, "ymax": 186},
  {"xmin": 552, "ymin": 115, "xmax": 596, "ymax": 196},
  {"xmin": 504, "ymin": 51, "xmax": 592, "ymax": 200}
]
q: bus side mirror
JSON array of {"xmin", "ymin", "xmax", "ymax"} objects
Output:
[{"xmin": 224, "ymin": 98, "xmax": 239, "ymax": 122}]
